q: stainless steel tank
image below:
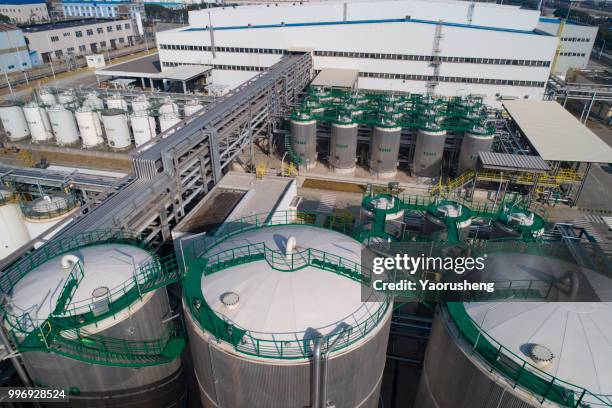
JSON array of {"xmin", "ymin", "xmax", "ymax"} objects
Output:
[
  {"xmin": 290, "ymin": 116, "xmax": 317, "ymax": 169},
  {"xmin": 0, "ymin": 103, "xmax": 30, "ymax": 141},
  {"xmin": 47, "ymin": 105, "xmax": 79, "ymax": 146},
  {"xmin": 23, "ymin": 102, "xmax": 53, "ymax": 143},
  {"xmin": 75, "ymin": 107, "xmax": 104, "ymax": 148},
  {"xmin": 330, "ymin": 120, "xmax": 358, "ymax": 174},
  {"xmin": 457, "ymin": 130, "xmax": 494, "ymax": 174},
  {"xmin": 101, "ymin": 109, "xmax": 132, "ymax": 150},
  {"xmin": 1, "ymin": 233, "xmax": 187, "ymax": 407},
  {"xmin": 413, "ymin": 128, "xmax": 447, "ymax": 177},
  {"xmin": 370, "ymin": 126, "xmax": 401, "ymax": 178},
  {"xmin": 130, "ymin": 112, "xmax": 157, "ymax": 147}
]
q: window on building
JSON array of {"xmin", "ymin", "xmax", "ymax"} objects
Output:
[
  {"xmin": 79, "ymin": 44, "xmax": 86, "ymax": 52},
  {"xmin": 86, "ymin": 29, "xmax": 93, "ymax": 35},
  {"xmin": 106, "ymin": 26, "xmax": 113, "ymax": 32},
  {"xmin": 124, "ymin": 23, "xmax": 130, "ymax": 29},
  {"xmin": 67, "ymin": 47, "xmax": 74, "ymax": 52},
  {"xmin": 118, "ymin": 37, "xmax": 124, "ymax": 43},
  {"xmin": 8, "ymin": 65, "xmax": 14, "ymax": 69},
  {"xmin": 97, "ymin": 27, "xmax": 103, "ymax": 34},
  {"xmin": 55, "ymin": 50, "xmax": 63, "ymax": 58},
  {"xmin": 50, "ymin": 36, "xmax": 59, "ymax": 42},
  {"xmin": 116, "ymin": 24, "xmax": 121, "ymax": 30},
  {"xmin": 75, "ymin": 31, "xmax": 82, "ymax": 37},
  {"xmin": 63, "ymin": 32, "xmax": 70, "ymax": 37},
  {"xmin": 100, "ymin": 40, "xmax": 106, "ymax": 47}
]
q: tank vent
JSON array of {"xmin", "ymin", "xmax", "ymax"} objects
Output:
[
  {"xmin": 220, "ymin": 291, "xmax": 240, "ymax": 310},
  {"xmin": 528, "ymin": 344, "xmax": 554, "ymax": 369}
]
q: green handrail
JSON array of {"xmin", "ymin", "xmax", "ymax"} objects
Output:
[{"xmin": 446, "ymin": 303, "xmax": 611, "ymax": 407}]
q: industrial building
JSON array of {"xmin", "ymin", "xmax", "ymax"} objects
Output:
[
  {"xmin": 0, "ymin": 0, "xmax": 49, "ymax": 24},
  {"xmin": 0, "ymin": 23, "xmax": 31, "ymax": 72},
  {"xmin": 22, "ymin": 18, "xmax": 139, "ymax": 62},
  {"xmin": 156, "ymin": 0, "xmax": 559, "ymax": 106},
  {"xmin": 54, "ymin": 0, "xmax": 144, "ymax": 20},
  {"xmin": 537, "ymin": 16, "xmax": 599, "ymax": 77}
]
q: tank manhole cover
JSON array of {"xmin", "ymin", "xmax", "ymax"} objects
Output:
[
  {"xmin": 92, "ymin": 286, "xmax": 110, "ymax": 298},
  {"xmin": 529, "ymin": 344, "xmax": 554, "ymax": 368},
  {"xmin": 220, "ymin": 291, "xmax": 240, "ymax": 310}
]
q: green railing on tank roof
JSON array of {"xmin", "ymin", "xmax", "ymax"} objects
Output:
[
  {"xmin": 184, "ymin": 242, "xmax": 390, "ymax": 360},
  {"xmin": 1, "ymin": 229, "xmax": 185, "ymax": 366},
  {"xmin": 446, "ymin": 303, "xmax": 612, "ymax": 407},
  {"xmin": 19, "ymin": 194, "xmax": 80, "ymax": 221}
]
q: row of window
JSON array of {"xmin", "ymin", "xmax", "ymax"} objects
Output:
[
  {"xmin": 159, "ymin": 43, "xmax": 552, "ymax": 67},
  {"xmin": 561, "ymin": 37, "xmax": 591, "ymax": 42},
  {"xmin": 559, "ymin": 52, "xmax": 586, "ymax": 57},
  {"xmin": 160, "ymin": 43, "xmax": 287, "ymax": 55},
  {"xmin": 50, "ymin": 24, "xmax": 131, "ymax": 42},
  {"xmin": 163, "ymin": 61, "xmax": 268, "ymax": 72},
  {"xmin": 359, "ymin": 71, "xmax": 545, "ymax": 87},
  {"xmin": 1, "ymin": 6, "xmax": 45, "ymax": 12}
]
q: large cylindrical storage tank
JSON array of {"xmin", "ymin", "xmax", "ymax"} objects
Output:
[
  {"xmin": 101, "ymin": 109, "xmax": 131, "ymax": 150},
  {"xmin": 105, "ymin": 94, "xmax": 128, "ymax": 111},
  {"xmin": 75, "ymin": 107, "xmax": 104, "ymax": 148},
  {"xmin": 159, "ymin": 113, "xmax": 180, "ymax": 133},
  {"xmin": 131, "ymin": 95, "xmax": 150, "ymax": 113},
  {"xmin": 413, "ymin": 128, "xmax": 447, "ymax": 177},
  {"xmin": 330, "ymin": 119, "xmax": 358, "ymax": 174},
  {"xmin": 423, "ymin": 200, "xmax": 472, "ymax": 241},
  {"xmin": 82, "ymin": 92, "xmax": 104, "ymax": 111},
  {"xmin": 290, "ymin": 115, "xmax": 317, "ymax": 169},
  {"xmin": 47, "ymin": 105, "xmax": 79, "ymax": 146},
  {"xmin": 183, "ymin": 99, "xmax": 203, "ymax": 117},
  {"xmin": 159, "ymin": 98, "xmax": 179, "ymax": 116},
  {"xmin": 184, "ymin": 224, "xmax": 392, "ymax": 408},
  {"xmin": 492, "ymin": 205, "xmax": 545, "ymax": 240},
  {"xmin": 130, "ymin": 112, "xmax": 157, "ymax": 147},
  {"xmin": 21, "ymin": 193, "xmax": 80, "ymax": 242},
  {"xmin": 57, "ymin": 90, "xmax": 77, "ymax": 109},
  {"xmin": 457, "ymin": 130, "xmax": 494, "ymax": 174},
  {"xmin": 370, "ymin": 125, "xmax": 401, "ymax": 178},
  {"xmin": 0, "ymin": 189, "xmax": 30, "ymax": 260},
  {"xmin": 0, "ymin": 103, "xmax": 30, "ymax": 141},
  {"xmin": 38, "ymin": 89, "xmax": 57, "ymax": 107},
  {"xmin": 0, "ymin": 231, "xmax": 187, "ymax": 407},
  {"xmin": 23, "ymin": 102, "xmax": 53, "ymax": 143}
]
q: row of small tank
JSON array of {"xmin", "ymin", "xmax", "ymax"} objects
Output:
[
  {"xmin": 0, "ymin": 90, "xmax": 205, "ymax": 150},
  {"xmin": 290, "ymin": 87, "xmax": 495, "ymax": 178}
]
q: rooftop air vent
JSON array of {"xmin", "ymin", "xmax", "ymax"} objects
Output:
[
  {"xmin": 528, "ymin": 344, "xmax": 554, "ymax": 369},
  {"xmin": 221, "ymin": 292, "xmax": 240, "ymax": 310}
]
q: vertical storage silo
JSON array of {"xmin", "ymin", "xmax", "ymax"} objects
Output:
[
  {"xmin": 131, "ymin": 94, "xmax": 150, "ymax": 113},
  {"xmin": 101, "ymin": 109, "xmax": 132, "ymax": 150},
  {"xmin": 183, "ymin": 222, "xmax": 392, "ymax": 408},
  {"xmin": 47, "ymin": 105, "xmax": 79, "ymax": 146},
  {"xmin": 0, "ymin": 189, "xmax": 30, "ymax": 260},
  {"xmin": 105, "ymin": 94, "xmax": 128, "ymax": 111},
  {"xmin": 75, "ymin": 107, "xmax": 104, "ymax": 148},
  {"xmin": 23, "ymin": 102, "xmax": 53, "ymax": 143},
  {"xmin": 370, "ymin": 124, "xmax": 401, "ymax": 178},
  {"xmin": 183, "ymin": 99, "xmax": 203, "ymax": 117},
  {"xmin": 57, "ymin": 90, "xmax": 78, "ymax": 109},
  {"xmin": 0, "ymin": 231, "xmax": 187, "ymax": 407},
  {"xmin": 38, "ymin": 88, "xmax": 57, "ymax": 107},
  {"xmin": 82, "ymin": 92, "xmax": 105, "ymax": 111},
  {"xmin": 492, "ymin": 204, "xmax": 545, "ymax": 240},
  {"xmin": 159, "ymin": 113, "xmax": 181, "ymax": 133},
  {"xmin": 330, "ymin": 115, "xmax": 358, "ymax": 174},
  {"xmin": 21, "ymin": 193, "xmax": 80, "ymax": 241},
  {"xmin": 290, "ymin": 111, "xmax": 317, "ymax": 169},
  {"xmin": 130, "ymin": 111, "xmax": 157, "ymax": 147},
  {"xmin": 457, "ymin": 127, "xmax": 494, "ymax": 174},
  {"xmin": 0, "ymin": 102, "xmax": 30, "ymax": 141},
  {"xmin": 413, "ymin": 127, "xmax": 447, "ymax": 177},
  {"xmin": 159, "ymin": 97, "xmax": 179, "ymax": 116}
]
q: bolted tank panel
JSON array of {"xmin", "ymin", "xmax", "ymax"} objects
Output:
[
  {"xmin": 0, "ymin": 104, "xmax": 30, "ymax": 141},
  {"xmin": 47, "ymin": 105, "xmax": 79, "ymax": 146},
  {"xmin": 159, "ymin": 113, "xmax": 180, "ymax": 133},
  {"xmin": 0, "ymin": 190, "xmax": 30, "ymax": 260},
  {"xmin": 457, "ymin": 132, "xmax": 494, "ymax": 174},
  {"xmin": 102, "ymin": 110, "xmax": 132, "ymax": 149},
  {"xmin": 330, "ymin": 122, "xmax": 358, "ymax": 173},
  {"xmin": 290, "ymin": 119, "xmax": 317, "ymax": 169},
  {"xmin": 413, "ymin": 129, "xmax": 447, "ymax": 177},
  {"xmin": 370, "ymin": 126, "xmax": 401, "ymax": 178},
  {"xmin": 183, "ymin": 100, "xmax": 203, "ymax": 117},
  {"xmin": 75, "ymin": 107, "xmax": 104, "ymax": 148},
  {"xmin": 130, "ymin": 112, "xmax": 157, "ymax": 147},
  {"xmin": 2, "ymin": 237, "xmax": 187, "ymax": 407},
  {"xmin": 23, "ymin": 102, "xmax": 53, "ymax": 143}
]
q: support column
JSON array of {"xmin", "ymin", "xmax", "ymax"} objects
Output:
[
  {"xmin": 575, "ymin": 162, "xmax": 591, "ymax": 206},
  {"xmin": 141, "ymin": 77, "xmax": 146, "ymax": 89},
  {"xmin": 182, "ymin": 80, "xmax": 187, "ymax": 94}
]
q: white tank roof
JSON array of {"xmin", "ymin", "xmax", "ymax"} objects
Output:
[
  {"xmin": 465, "ymin": 302, "xmax": 612, "ymax": 396},
  {"xmin": 8, "ymin": 244, "xmax": 151, "ymax": 326},
  {"xmin": 202, "ymin": 225, "xmax": 383, "ymax": 341}
]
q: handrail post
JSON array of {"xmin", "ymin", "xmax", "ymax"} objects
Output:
[{"xmin": 540, "ymin": 377, "xmax": 555, "ymax": 403}]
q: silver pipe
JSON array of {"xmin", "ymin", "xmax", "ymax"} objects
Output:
[
  {"xmin": 312, "ymin": 336, "xmax": 322, "ymax": 408},
  {"xmin": 0, "ymin": 325, "xmax": 32, "ymax": 387},
  {"xmin": 320, "ymin": 324, "xmax": 351, "ymax": 408}
]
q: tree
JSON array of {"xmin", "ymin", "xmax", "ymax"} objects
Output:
[{"xmin": 0, "ymin": 13, "xmax": 11, "ymax": 24}]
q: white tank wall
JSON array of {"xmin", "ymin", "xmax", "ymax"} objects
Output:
[
  {"xmin": 23, "ymin": 103, "xmax": 53, "ymax": 143},
  {"xmin": 38, "ymin": 91, "xmax": 57, "ymax": 107},
  {"xmin": 183, "ymin": 101, "xmax": 204, "ymax": 117},
  {"xmin": 159, "ymin": 101, "xmax": 179, "ymax": 116},
  {"xmin": 0, "ymin": 201, "xmax": 30, "ymax": 260},
  {"xmin": 106, "ymin": 96, "xmax": 128, "ymax": 111},
  {"xmin": 75, "ymin": 108, "xmax": 104, "ymax": 148},
  {"xmin": 131, "ymin": 96, "xmax": 150, "ymax": 113},
  {"xmin": 130, "ymin": 113, "xmax": 157, "ymax": 147},
  {"xmin": 47, "ymin": 106, "xmax": 79, "ymax": 145},
  {"xmin": 102, "ymin": 112, "xmax": 132, "ymax": 149},
  {"xmin": 159, "ymin": 114, "xmax": 181, "ymax": 133},
  {"xmin": 0, "ymin": 105, "xmax": 30, "ymax": 141}
]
